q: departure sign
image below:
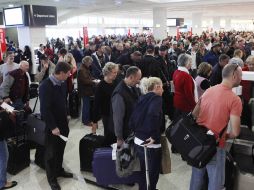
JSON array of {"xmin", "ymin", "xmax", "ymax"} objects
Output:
[{"xmin": 24, "ymin": 5, "xmax": 57, "ymax": 26}]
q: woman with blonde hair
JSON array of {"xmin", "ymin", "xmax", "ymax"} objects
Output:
[
  {"xmin": 129, "ymin": 77, "xmax": 163, "ymax": 190},
  {"xmin": 64, "ymin": 52, "xmax": 77, "ymax": 93}
]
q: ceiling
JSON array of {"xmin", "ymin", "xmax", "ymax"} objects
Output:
[{"xmin": 1, "ymin": 0, "xmax": 254, "ymax": 22}]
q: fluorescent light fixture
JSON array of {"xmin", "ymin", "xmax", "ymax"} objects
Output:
[{"xmin": 8, "ymin": 4, "xmax": 14, "ymax": 7}]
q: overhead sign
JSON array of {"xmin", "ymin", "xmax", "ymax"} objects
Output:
[{"xmin": 24, "ymin": 5, "xmax": 57, "ymax": 26}]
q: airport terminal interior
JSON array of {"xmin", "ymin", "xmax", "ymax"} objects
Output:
[{"xmin": 0, "ymin": 0, "xmax": 254, "ymax": 190}]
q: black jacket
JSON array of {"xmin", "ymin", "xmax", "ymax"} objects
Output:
[
  {"xmin": 210, "ymin": 63, "xmax": 223, "ymax": 86},
  {"xmin": 155, "ymin": 55, "xmax": 171, "ymax": 83},
  {"xmin": 112, "ymin": 80, "xmax": 140, "ymax": 140},
  {"xmin": 116, "ymin": 53, "xmax": 139, "ymax": 66},
  {"xmin": 39, "ymin": 78, "xmax": 69, "ymax": 136},
  {"xmin": 140, "ymin": 55, "xmax": 161, "ymax": 78},
  {"xmin": 92, "ymin": 80, "xmax": 117, "ymax": 122}
]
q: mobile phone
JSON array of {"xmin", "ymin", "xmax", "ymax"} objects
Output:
[{"xmin": 141, "ymin": 140, "xmax": 150, "ymax": 145}]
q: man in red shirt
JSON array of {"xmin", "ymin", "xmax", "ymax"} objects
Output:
[{"xmin": 189, "ymin": 63, "xmax": 242, "ymax": 190}]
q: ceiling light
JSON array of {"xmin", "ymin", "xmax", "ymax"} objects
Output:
[
  {"xmin": 115, "ymin": 0, "xmax": 122, "ymax": 6},
  {"xmin": 8, "ymin": 4, "xmax": 14, "ymax": 7}
]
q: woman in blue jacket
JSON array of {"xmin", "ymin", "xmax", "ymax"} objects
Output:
[{"xmin": 129, "ymin": 77, "xmax": 164, "ymax": 190}]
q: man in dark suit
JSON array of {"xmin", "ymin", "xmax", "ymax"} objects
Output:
[
  {"xmin": 91, "ymin": 44, "xmax": 109, "ymax": 79},
  {"xmin": 39, "ymin": 62, "xmax": 72, "ymax": 190},
  {"xmin": 139, "ymin": 45, "xmax": 161, "ymax": 78}
]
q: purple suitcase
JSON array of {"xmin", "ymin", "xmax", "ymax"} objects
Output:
[{"xmin": 92, "ymin": 147, "xmax": 141, "ymax": 186}]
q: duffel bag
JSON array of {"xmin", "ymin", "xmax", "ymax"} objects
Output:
[{"xmin": 166, "ymin": 113, "xmax": 227, "ymax": 168}]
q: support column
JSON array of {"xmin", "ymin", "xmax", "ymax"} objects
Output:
[
  {"xmin": 213, "ymin": 16, "xmax": 221, "ymax": 31},
  {"xmin": 192, "ymin": 13, "xmax": 202, "ymax": 35},
  {"xmin": 17, "ymin": 27, "xmax": 46, "ymax": 74},
  {"xmin": 225, "ymin": 18, "xmax": 231, "ymax": 31},
  {"xmin": 153, "ymin": 7, "xmax": 167, "ymax": 40}
]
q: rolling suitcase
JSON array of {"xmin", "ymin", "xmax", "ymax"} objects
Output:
[
  {"xmin": 237, "ymin": 125, "xmax": 254, "ymax": 142},
  {"xmin": 92, "ymin": 147, "xmax": 142, "ymax": 187},
  {"xmin": 26, "ymin": 97, "xmax": 46, "ymax": 169},
  {"xmin": 233, "ymin": 153, "xmax": 254, "ymax": 190},
  {"xmin": 230, "ymin": 135, "xmax": 254, "ymax": 190},
  {"xmin": 79, "ymin": 133, "xmax": 105, "ymax": 171},
  {"xmin": 7, "ymin": 135, "xmax": 30, "ymax": 175},
  {"xmin": 69, "ymin": 88, "xmax": 80, "ymax": 118}
]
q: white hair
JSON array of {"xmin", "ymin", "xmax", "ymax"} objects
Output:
[
  {"xmin": 229, "ymin": 57, "xmax": 244, "ymax": 68},
  {"xmin": 139, "ymin": 77, "xmax": 162, "ymax": 95}
]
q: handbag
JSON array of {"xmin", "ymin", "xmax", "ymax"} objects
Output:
[
  {"xmin": 115, "ymin": 133, "xmax": 140, "ymax": 177},
  {"xmin": 26, "ymin": 97, "xmax": 46, "ymax": 146},
  {"xmin": 166, "ymin": 100, "xmax": 227, "ymax": 168},
  {"xmin": 160, "ymin": 136, "xmax": 171, "ymax": 174}
]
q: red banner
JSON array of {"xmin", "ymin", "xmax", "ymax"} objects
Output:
[
  {"xmin": 83, "ymin": 26, "xmax": 89, "ymax": 46},
  {"xmin": 0, "ymin": 28, "xmax": 6, "ymax": 61},
  {"xmin": 189, "ymin": 27, "xmax": 193, "ymax": 37},
  {"xmin": 128, "ymin": 28, "xmax": 131, "ymax": 37}
]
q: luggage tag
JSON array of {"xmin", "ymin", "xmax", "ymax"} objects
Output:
[
  {"xmin": 207, "ymin": 130, "xmax": 214, "ymax": 136},
  {"xmin": 59, "ymin": 135, "xmax": 68, "ymax": 142},
  {"xmin": 1, "ymin": 102, "xmax": 14, "ymax": 113}
]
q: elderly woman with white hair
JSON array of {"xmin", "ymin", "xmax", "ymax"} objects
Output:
[
  {"xmin": 129, "ymin": 77, "xmax": 164, "ymax": 190},
  {"xmin": 173, "ymin": 53, "xmax": 198, "ymax": 120},
  {"xmin": 91, "ymin": 62, "xmax": 119, "ymax": 145}
]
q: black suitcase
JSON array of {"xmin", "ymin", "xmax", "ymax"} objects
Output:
[
  {"xmin": 79, "ymin": 133, "xmax": 105, "ymax": 171},
  {"xmin": 232, "ymin": 151, "xmax": 254, "ymax": 190},
  {"xmin": 228, "ymin": 132, "xmax": 254, "ymax": 190},
  {"xmin": 7, "ymin": 137, "xmax": 30, "ymax": 175},
  {"xmin": 237, "ymin": 125, "xmax": 254, "ymax": 141}
]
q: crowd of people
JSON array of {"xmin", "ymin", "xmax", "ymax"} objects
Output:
[{"xmin": 0, "ymin": 30, "xmax": 253, "ymax": 190}]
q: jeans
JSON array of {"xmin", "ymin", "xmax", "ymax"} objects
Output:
[
  {"xmin": 0, "ymin": 140, "xmax": 8, "ymax": 189},
  {"xmin": 135, "ymin": 144, "xmax": 162, "ymax": 190},
  {"xmin": 82, "ymin": 96, "xmax": 91, "ymax": 125},
  {"xmin": 189, "ymin": 147, "xmax": 226, "ymax": 190}
]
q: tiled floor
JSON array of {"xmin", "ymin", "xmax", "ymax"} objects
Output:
[{"xmin": 6, "ymin": 99, "xmax": 191, "ymax": 190}]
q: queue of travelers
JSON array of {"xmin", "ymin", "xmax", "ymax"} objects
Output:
[{"xmin": 0, "ymin": 30, "xmax": 253, "ymax": 190}]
